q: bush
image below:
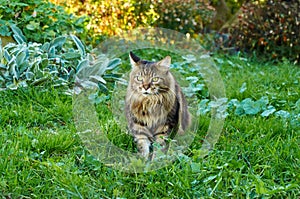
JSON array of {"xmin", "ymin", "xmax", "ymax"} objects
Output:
[
  {"xmin": 51, "ymin": 0, "xmax": 158, "ymax": 39},
  {"xmin": 0, "ymin": 0, "xmax": 87, "ymax": 43},
  {"xmin": 51, "ymin": 0, "xmax": 215, "ymax": 39},
  {"xmin": 152, "ymin": 0, "xmax": 215, "ymax": 34},
  {"xmin": 225, "ymin": 0, "xmax": 300, "ymax": 64}
]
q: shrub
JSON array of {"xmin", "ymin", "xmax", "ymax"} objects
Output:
[
  {"xmin": 152, "ymin": 0, "xmax": 215, "ymax": 34},
  {"xmin": 0, "ymin": 0, "xmax": 87, "ymax": 43},
  {"xmin": 51, "ymin": 0, "xmax": 158, "ymax": 39},
  {"xmin": 224, "ymin": 0, "xmax": 300, "ymax": 64},
  {"xmin": 51, "ymin": 0, "xmax": 215, "ymax": 39}
]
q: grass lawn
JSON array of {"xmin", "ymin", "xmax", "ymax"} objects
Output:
[{"xmin": 0, "ymin": 54, "xmax": 299, "ymax": 198}]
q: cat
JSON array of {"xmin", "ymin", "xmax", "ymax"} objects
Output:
[{"xmin": 125, "ymin": 51, "xmax": 191, "ymax": 159}]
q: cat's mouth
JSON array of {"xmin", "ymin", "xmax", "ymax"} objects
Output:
[{"xmin": 140, "ymin": 88, "xmax": 155, "ymax": 96}]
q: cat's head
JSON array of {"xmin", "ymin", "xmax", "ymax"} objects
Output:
[{"xmin": 128, "ymin": 51, "xmax": 173, "ymax": 97}]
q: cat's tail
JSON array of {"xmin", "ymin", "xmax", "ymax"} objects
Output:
[{"xmin": 176, "ymin": 85, "xmax": 191, "ymax": 135}]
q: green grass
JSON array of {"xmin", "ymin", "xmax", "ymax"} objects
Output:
[{"xmin": 0, "ymin": 55, "xmax": 299, "ymax": 198}]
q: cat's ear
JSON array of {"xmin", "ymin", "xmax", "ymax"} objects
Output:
[
  {"xmin": 129, "ymin": 51, "xmax": 140, "ymax": 67},
  {"xmin": 157, "ymin": 56, "xmax": 171, "ymax": 70}
]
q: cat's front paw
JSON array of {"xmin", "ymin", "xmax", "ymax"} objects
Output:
[{"xmin": 137, "ymin": 139, "xmax": 151, "ymax": 158}]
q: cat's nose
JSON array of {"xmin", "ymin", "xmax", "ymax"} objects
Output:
[{"xmin": 143, "ymin": 84, "xmax": 150, "ymax": 90}]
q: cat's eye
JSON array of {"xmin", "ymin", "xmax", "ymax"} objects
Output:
[
  {"xmin": 152, "ymin": 77, "xmax": 159, "ymax": 82},
  {"xmin": 136, "ymin": 76, "xmax": 143, "ymax": 82}
]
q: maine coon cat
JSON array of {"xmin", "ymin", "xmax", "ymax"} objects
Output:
[{"xmin": 125, "ymin": 51, "xmax": 190, "ymax": 158}]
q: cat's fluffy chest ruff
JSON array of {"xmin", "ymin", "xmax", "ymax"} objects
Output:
[{"xmin": 130, "ymin": 92, "xmax": 175, "ymax": 130}]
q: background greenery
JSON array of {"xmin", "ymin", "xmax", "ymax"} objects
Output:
[
  {"xmin": 0, "ymin": 0, "xmax": 299, "ymax": 198},
  {"xmin": 1, "ymin": 0, "xmax": 299, "ymax": 63}
]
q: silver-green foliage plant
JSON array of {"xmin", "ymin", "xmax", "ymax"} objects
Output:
[
  {"xmin": 198, "ymin": 96, "xmax": 300, "ymax": 129},
  {"xmin": 0, "ymin": 25, "xmax": 122, "ymax": 91}
]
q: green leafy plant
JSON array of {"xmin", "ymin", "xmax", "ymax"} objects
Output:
[
  {"xmin": 0, "ymin": 25, "xmax": 122, "ymax": 91},
  {"xmin": 0, "ymin": 0, "xmax": 87, "ymax": 43},
  {"xmin": 198, "ymin": 96, "xmax": 300, "ymax": 129}
]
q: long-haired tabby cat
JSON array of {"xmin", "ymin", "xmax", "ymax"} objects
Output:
[{"xmin": 125, "ymin": 51, "xmax": 191, "ymax": 159}]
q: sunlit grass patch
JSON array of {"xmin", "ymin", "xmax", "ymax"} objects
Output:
[{"xmin": 0, "ymin": 54, "xmax": 299, "ymax": 198}]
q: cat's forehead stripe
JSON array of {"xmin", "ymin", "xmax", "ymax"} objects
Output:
[{"xmin": 141, "ymin": 66, "xmax": 155, "ymax": 76}]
